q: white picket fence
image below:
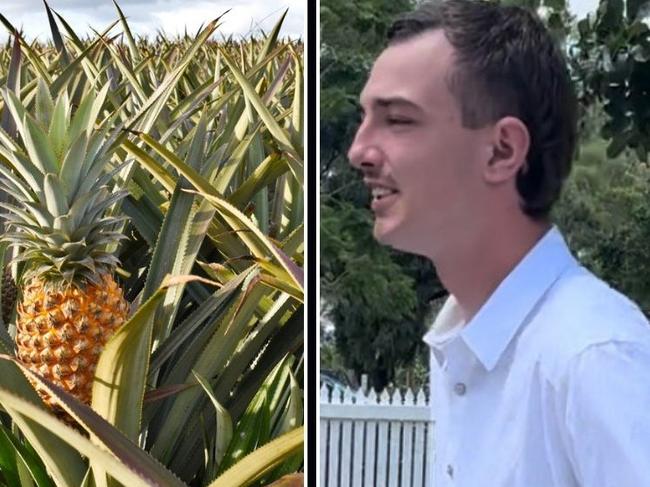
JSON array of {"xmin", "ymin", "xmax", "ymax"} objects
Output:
[{"xmin": 320, "ymin": 385, "xmax": 434, "ymax": 487}]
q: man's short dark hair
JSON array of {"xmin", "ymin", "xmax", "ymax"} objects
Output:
[{"xmin": 388, "ymin": 0, "xmax": 578, "ymax": 220}]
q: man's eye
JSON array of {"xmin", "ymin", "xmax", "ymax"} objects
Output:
[{"xmin": 387, "ymin": 117, "xmax": 413, "ymax": 125}]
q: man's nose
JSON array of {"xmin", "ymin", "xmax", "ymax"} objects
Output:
[{"xmin": 348, "ymin": 129, "xmax": 381, "ymax": 175}]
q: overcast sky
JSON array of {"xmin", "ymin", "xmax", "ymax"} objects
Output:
[
  {"xmin": 0, "ymin": 0, "xmax": 602, "ymax": 43},
  {"xmin": 568, "ymin": 0, "xmax": 600, "ymax": 17},
  {"xmin": 1, "ymin": 0, "xmax": 305, "ymax": 41}
]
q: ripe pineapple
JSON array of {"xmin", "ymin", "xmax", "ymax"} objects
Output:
[{"xmin": 0, "ymin": 81, "xmax": 129, "ymax": 410}]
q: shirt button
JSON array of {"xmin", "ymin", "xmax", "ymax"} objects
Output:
[
  {"xmin": 447, "ymin": 464, "xmax": 454, "ymax": 478},
  {"xmin": 454, "ymin": 382, "xmax": 466, "ymax": 396}
]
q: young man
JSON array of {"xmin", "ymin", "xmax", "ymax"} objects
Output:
[{"xmin": 347, "ymin": 1, "xmax": 650, "ymax": 486}]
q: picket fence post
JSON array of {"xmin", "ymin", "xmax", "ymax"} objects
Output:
[{"xmin": 320, "ymin": 384, "xmax": 434, "ymax": 487}]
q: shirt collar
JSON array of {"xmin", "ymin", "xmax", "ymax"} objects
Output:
[{"xmin": 423, "ymin": 226, "xmax": 578, "ymax": 371}]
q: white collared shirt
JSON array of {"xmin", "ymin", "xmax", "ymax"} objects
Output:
[{"xmin": 423, "ymin": 226, "xmax": 650, "ymax": 487}]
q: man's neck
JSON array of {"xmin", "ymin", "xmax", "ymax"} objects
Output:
[{"xmin": 432, "ymin": 218, "xmax": 551, "ymax": 324}]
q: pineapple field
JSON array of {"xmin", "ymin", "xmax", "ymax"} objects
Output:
[{"xmin": 0, "ymin": 2, "xmax": 304, "ymax": 487}]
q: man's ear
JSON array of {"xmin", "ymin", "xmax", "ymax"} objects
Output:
[{"xmin": 483, "ymin": 116, "xmax": 530, "ymax": 184}]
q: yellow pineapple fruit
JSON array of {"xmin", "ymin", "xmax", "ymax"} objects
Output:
[
  {"xmin": 16, "ymin": 273, "xmax": 127, "ymax": 406},
  {"xmin": 0, "ymin": 80, "xmax": 129, "ymax": 411}
]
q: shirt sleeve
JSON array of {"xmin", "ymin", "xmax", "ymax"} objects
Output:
[{"xmin": 563, "ymin": 340, "xmax": 650, "ymax": 487}]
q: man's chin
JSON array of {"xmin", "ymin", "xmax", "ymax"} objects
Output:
[
  {"xmin": 373, "ymin": 220, "xmax": 428, "ymax": 256},
  {"xmin": 373, "ymin": 221, "xmax": 404, "ymax": 248}
]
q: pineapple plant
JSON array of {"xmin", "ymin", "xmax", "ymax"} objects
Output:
[
  {"xmin": 0, "ymin": 4, "xmax": 304, "ymax": 486},
  {"xmin": 0, "ymin": 81, "xmax": 129, "ymax": 410}
]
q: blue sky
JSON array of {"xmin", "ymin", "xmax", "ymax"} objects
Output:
[{"xmin": 1, "ymin": 0, "xmax": 305, "ymax": 41}]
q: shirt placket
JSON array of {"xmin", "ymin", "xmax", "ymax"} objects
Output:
[{"xmin": 440, "ymin": 338, "xmax": 474, "ymax": 486}]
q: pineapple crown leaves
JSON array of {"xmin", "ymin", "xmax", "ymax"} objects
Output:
[
  {"xmin": 0, "ymin": 184, "xmax": 129, "ymax": 285},
  {"xmin": 0, "ymin": 82, "xmax": 128, "ymax": 286}
]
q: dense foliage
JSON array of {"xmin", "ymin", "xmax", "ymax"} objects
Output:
[
  {"xmin": 0, "ymin": 4, "xmax": 304, "ymax": 486},
  {"xmin": 554, "ymin": 137, "xmax": 650, "ymax": 313}
]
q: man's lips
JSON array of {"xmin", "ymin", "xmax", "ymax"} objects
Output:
[
  {"xmin": 364, "ymin": 180, "xmax": 399, "ymax": 214},
  {"xmin": 370, "ymin": 187, "xmax": 399, "ymax": 214},
  {"xmin": 370, "ymin": 187, "xmax": 399, "ymax": 199}
]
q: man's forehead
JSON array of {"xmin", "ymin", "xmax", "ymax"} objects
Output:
[
  {"xmin": 360, "ymin": 30, "xmax": 454, "ymax": 109},
  {"xmin": 377, "ymin": 30, "xmax": 452, "ymax": 71}
]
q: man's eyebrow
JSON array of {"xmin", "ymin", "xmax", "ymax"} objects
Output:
[{"xmin": 360, "ymin": 96, "xmax": 423, "ymax": 112}]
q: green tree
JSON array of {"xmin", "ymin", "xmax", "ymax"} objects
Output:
[
  {"xmin": 552, "ymin": 0, "xmax": 650, "ymax": 313},
  {"xmin": 321, "ymin": 0, "xmax": 415, "ymax": 184},
  {"xmin": 321, "ymin": 197, "xmax": 443, "ymax": 389},
  {"xmin": 554, "ymin": 137, "xmax": 650, "ymax": 314},
  {"xmin": 568, "ymin": 0, "xmax": 650, "ymax": 160}
]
